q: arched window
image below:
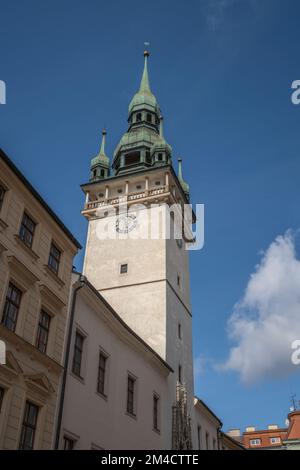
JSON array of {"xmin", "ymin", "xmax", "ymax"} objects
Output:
[{"xmin": 136, "ymin": 113, "xmax": 142, "ymax": 122}]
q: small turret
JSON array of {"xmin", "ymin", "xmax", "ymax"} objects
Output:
[
  {"xmin": 90, "ymin": 130, "xmax": 110, "ymax": 182},
  {"xmin": 178, "ymin": 157, "xmax": 190, "ymax": 200}
]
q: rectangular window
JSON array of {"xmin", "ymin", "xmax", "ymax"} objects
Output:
[
  {"xmin": 36, "ymin": 310, "xmax": 51, "ymax": 354},
  {"xmin": 64, "ymin": 436, "xmax": 75, "ymax": 450},
  {"xmin": 206, "ymin": 432, "xmax": 209, "ymax": 450},
  {"xmin": 270, "ymin": 437, "xmax": 280, "ymax": 444},
  {"xmin": 19, "ymin": 401, "xmax": 39, "ymax": 450},
  {"xmin": 0, "ymin": 387, "xmax": 4, "ymax": 412},
  {"xmin": 72, "ymin": 331, "xmax": 84, "ymax": 377},
  {"xmin": 97, "ymin": 351, "xmax": 107, "ymax": 396},
  {"xmin": 197, "ymin": 425, "xmax": 202, "ymax": 450},
  {"xmin": 127, "ymin": 376, "xmax": 136, "ymax": 416},
  {"xmin": 178, "ymin": 323, "xmax": 182, "ymax": 339},
  {"xmin": 48, "ymin": 242, "xmax": 61, "ymax": 275},
  {"xmin": 0, "ymin": 185, "xmax": 6, "ymax": 211},
  {"xmin": 19, "ymin": 212, "xmax": 36, "ymax": 248},
  {"xmin": 153, "ymin": 394, "xmax": 159, "ymax": 431},
  {"xmin": 250, "ymin": 438, "xmax": 261, "ymax": 446},
  {"xmin": 120, "ymin": 264, "xmax": 128, "ymax": 274},
  {"xmin": 2, "ymin": 282, "xmax": 22, "ymax": 332}
]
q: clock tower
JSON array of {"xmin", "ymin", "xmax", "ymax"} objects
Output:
[{"xmin": 81, "ymin": 52, "xmax": 195, "ymax": 439}]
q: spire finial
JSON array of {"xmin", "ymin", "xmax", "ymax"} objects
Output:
[
  {"xmin": 100, "ymin": 128, "xmax": 107, "ymax": 155},
  {"xmin": 178, "ymin": 157, "xmax": 183, "ymax": 179},
  {"xmin": 139, "ymin": 49, "xmax": 151, "ymax": 93}
]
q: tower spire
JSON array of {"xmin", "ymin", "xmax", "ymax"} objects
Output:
[
  {"xmin": 89, "ymin": 129, "xmax": 110, "ymax": 182},
  {"xmin": 139, "ymin": 50, "xmax": 151, "ymax": 93},
  {"xmin": 99, "ymin": 128, "xmax": 107, "ymax": 156}
]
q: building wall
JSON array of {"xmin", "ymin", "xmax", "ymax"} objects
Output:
[
  {"xmin": 193, "ymin": 401, "xmax": 220, "ymax": 450},
  {"xmin": 60, "ymin": 279, "xmax": 172, "ymax": 450},
  {"xmin": 0, "ymin": 155, "xmax": 78, "ymax": 449},
  {"xmin": 82, "ymin": 177, "xmax": 195, "ymax": 446}
]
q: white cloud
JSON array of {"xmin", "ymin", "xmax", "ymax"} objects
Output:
[{"xmin": 221, "ymin": 230, "xmax": 300, "ymax": 385}]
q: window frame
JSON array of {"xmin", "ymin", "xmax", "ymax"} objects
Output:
[
  {"xmin": 36, "ymin": 309, "xmax": 51, "ymax": 354},
  {"xmin": 153, "ymin": 393, "xmax": 160, "ymax": 432},
  {"xmin": 19, "ymin": 212, "xmax": 36, "ymax": 249},
  {"xmin": 2, "ymin": 282, "xmax": 22, "ymax": 332},
  {"xmin": 72, "ymin": 331, "xmax": 85, "ymax": 378},
  {"xmin": 197, "ymin": 425, "xmax": 202, "ymax": 450},
  {"xmin": 97, "ymin": 350, "xmax": 108, "ymax": 397},
  {"xmin": 206, "ymin": 431, "xmax": 210, "ymax": 450},
  {"xmin": 120, "ymin": 263, "xmax": 128, "ymax": 274},
  {"xmin": 270, "ymin": 437, "xmax": 281, "ymax": 445},
  {"xmin": 48, "ymin": 242, "xmax": 61, "ymax": 275},
  {"xmin": 250, "ymin": 438, "xmax": 261, "ymax": 446},
  {"xmin": 126, "ymin": 375, "xmax": 136, "ymax": 417},
  {"xmin": 0, "ymin": 184, "xmax": 6, "ymax": 212},
  {"xmin": 0, "ymin": 386, "xmax": 5, "ymax": 413},
  {"xmin": 19, "ymin": 400, "xmax": 39, "ymax": 450},
  {"xmin": 63, "ymin": 436, "xmax": 76, "ymax": 450}
]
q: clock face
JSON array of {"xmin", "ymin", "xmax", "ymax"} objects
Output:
[{"xmin": 116, "ymin": 214, "xmax": 137, "ymax": 233}]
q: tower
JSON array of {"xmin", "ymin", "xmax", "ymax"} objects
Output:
[{"xmin": 81, "ymin": 52, "xmax": 195, "ymax": 444}]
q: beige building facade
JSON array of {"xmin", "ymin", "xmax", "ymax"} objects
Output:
[{"xmin": 0, "ymin": 149, "xmax": 81, "ymax": 449}]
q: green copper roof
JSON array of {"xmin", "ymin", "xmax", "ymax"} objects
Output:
[
  {"xmin": 90, "ymin": 130, "xmax": 110, "ymax": 169},
  {"xmin": 178, "ymin": 158, "xmax": 190, "ymax": 195},
  {"xmin": 128, "ymin": 51, "xmax": 159, "ymax": 113}
]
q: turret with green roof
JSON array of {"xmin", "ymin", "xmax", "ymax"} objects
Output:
[{"xmin": 89, "ymin": 129, "xmax": 110, "ymax": 182}]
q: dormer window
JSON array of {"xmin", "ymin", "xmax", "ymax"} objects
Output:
[
  {"xmin": 125, "ymin": 152, "xmax": 140, "ymax": 166},
  {"xmin": 136, "ymin": 113, "xmax": 142, "ymax": 122}
]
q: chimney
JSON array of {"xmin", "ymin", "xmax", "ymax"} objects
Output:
[
  {"xmin": 245, "ymin": 426, "xmax": 256, "ymax": 432},
  {"xmin": 227, "ymin": 429, "xmax": 241, "ymax": 438},
  {"xmin": 268, "ymin": 424, "xmax": 278, "ymax": 430}
]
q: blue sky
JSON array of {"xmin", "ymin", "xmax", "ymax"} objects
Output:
[{"xmin": 1, "ymin": 0, "xmax": 300, "ymax": 432}]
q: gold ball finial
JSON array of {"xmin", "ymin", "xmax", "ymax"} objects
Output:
[{"xmin": 144, "ymin": 50, "xmax": 150, "ymax": 57}]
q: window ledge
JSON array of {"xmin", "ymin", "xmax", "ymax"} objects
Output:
[
  {"xmin": 0, "ymin": 217, "xmax": 8, "ymax": 231},
  {"xmin": 43, "ymin": 264, "xmax": 65, "ymax": 288},
  {"xmin": 125, "ymin": 411, "xmax": 137, "ymax": 421},
  {"xmin": 96, "ymin": 391, "xmax": 108, "ymax": 402},
  {"xmin": 70, "ymin": 371, "xmax": 85, "ymax": 385},
  {"xmin": 14, "ymin": 234, "xmax": 39, "ymax": 261}
]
